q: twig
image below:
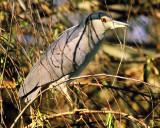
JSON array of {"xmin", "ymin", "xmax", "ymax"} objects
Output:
[
  {"xmin": 10, "ymin": 87, "xmax": 50, "ymax": 128},
  {"xmin": 70, "ymin": 82, "xmax": 159, "ymax": 100},
  {"xmin": 67, "ymin": 74, "xmax": 160, "ymax": 89},
  {"xmin": 11, "ymin": 73, "xmax": 160, "ymax": 127},
  {"xmin": 36, "ymin": 109, "xmax": 150, "ymax": 128}
]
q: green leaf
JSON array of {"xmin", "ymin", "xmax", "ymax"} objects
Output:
[{"xmin": 143, "ymin": 57, "xmax": 150, "ymax": 82}]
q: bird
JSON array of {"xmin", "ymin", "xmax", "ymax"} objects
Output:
[{"xmin": 18, "ymin": 12, "xmax": 129, "ymax": 103}]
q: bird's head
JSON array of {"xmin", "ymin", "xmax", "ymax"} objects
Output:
[{"xmin": 85, "ymin": 12, "xmax": 129, "ymax": 33}]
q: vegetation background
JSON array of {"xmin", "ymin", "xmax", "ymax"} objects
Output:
[{"xmin": 0, "ymin": 0, "xmax": 160, "ymax": 127}]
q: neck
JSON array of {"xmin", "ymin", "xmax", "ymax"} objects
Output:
[{"xmin": 87, "ymin": 23, "xmax": 105, "ymax": 45}]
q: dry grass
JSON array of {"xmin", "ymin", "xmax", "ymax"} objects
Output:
[{"xmin": 1, "ymin": 0, "xmax": 160, "ymax": 127}]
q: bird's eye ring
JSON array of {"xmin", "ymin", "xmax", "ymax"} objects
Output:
[{"xmin": 101, "ymin": 18, "xmax": 106, "ymax": 22}]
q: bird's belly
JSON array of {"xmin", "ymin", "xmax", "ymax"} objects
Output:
[{"xmin": 71, "ymin": 42, "xmax": 102, "ymax": 77}]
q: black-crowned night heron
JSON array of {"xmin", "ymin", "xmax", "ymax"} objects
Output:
[{"xmin": 18, "ymin": 12, "xmax": 129, "ymax": 103}]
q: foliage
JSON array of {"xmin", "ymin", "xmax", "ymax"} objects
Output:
[{"xmin": 0, "ymin": 0, "xmax": 160, "ymax": 127}]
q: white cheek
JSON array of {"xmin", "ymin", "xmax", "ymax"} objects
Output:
[
  {"xmin": 102, "ymin": 22, "xmax": 111, "ymax": 30},
  {"xmin": 93, "ymin": 20, "xmax": 107, "ymax": 31}
]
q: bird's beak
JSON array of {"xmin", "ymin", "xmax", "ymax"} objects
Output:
[{"xmin": 110, "ymin": 20, "xmax": 130, "ymax": 29}]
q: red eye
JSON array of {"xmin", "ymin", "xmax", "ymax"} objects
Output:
[{"xmin": 101, "ymin": 18, "xmax": 106, "ymax": 22}]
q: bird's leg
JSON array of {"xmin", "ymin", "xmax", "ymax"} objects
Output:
[
  {"xmin": 57, "ymin": 83, "xmax": 74, "ymax": 107},
  {"xmin": 49, "ymin": 83, "xmax": 74, "ymax": 108}
]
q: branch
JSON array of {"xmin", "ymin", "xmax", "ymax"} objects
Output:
[
  {"xmin": 33, "ymin": 109, "xmax": 150, "ymax": 128},
  {"xmin": 11, "ymin": 73, "xmax": 159, "ymax": 127},
  {"xmin": 10, "ymin": 87, "xmax": 50, "ymax": 128}
]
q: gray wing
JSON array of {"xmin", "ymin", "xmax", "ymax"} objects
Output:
[{"xmin": 18, "ymin": 23, "xmax": 87, "ymax": 102}]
